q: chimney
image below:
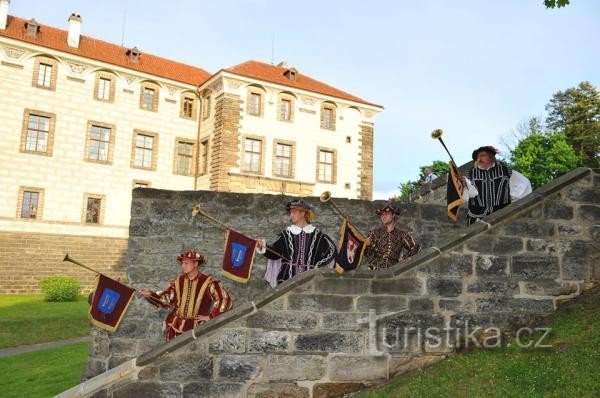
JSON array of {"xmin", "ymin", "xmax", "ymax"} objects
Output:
[
  {"xmin": 126, "ymin": 47, "xmax": 141, "ymax": 63},
  {"xmin": 276, "ymin": 61, "xmax": 288, "ymax": 68},
  {"xmin": 0, "ymin": 0, "xmax": 10, "ymax": 30},
  {"xmin": 67, "ymin": 13, "xmax": 82, "ymax": 48}
]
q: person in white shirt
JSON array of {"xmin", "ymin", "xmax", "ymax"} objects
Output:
[
  {"xmin": 461, "ymin": 146, "xmax": 532, "ymax": 225},
  {"xmin": 421, "ymin": 167, "xmax": 438, "ymax": 185}
]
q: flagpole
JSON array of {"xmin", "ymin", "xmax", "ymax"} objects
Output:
[{"xmin": 192, "ymin": 205, "xmax": 292, "ymax": 262}]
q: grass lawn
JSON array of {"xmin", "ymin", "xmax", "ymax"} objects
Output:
[
  {"xmin": 358, "ymin": 287, "xmax": 600, "ymax": 398},
  {"xmin": 0, "ymin": 294, "xmax": 90, "ymax": 348},
  {"xmin": 0, "ymin": 342, "xmax": 88, "ymax": 398}
]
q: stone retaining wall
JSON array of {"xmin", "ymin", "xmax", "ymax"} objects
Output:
[{"xmin": 83, "ymin": 168, "xmax": 599, "ymax": 398}]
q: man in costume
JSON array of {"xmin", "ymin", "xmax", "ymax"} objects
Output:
[
  {"xmin": 462, "ymin": 146, "xmax": 532, "ymax": 226},
  {"xmin": 257, "ymin": 200, "xmax": 337, "ymax": 287},
  {"xmin": 138, "ymin": 250, "xmax": 232, "ymax": 341},
  {"xmin": 364, "ymin": 202, "xmax": 421, "ymax": 270}
]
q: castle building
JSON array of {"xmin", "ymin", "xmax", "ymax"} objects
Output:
[{"xmin": 0, "ymin": 1, "xmax": 382, "ymax": 292}]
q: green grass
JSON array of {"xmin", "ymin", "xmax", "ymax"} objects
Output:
[
  {"xmin": 0, "ymin": 342, "xmax": 88, "ymax": 398},
  {"xmin": 0, "ymin": 294, "xmax": 90, "ymax": 348},
  {"xmin": 359, "ymin": 289, "xmax": 600, "ymax": 398}
]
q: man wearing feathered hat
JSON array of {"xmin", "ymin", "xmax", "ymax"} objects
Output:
[
  {"xmin": 138, "ymin": 250, "xmax": 232, "ymax": 341},
  {"xmin": 257, "ymin": 199, "xmax": 337, "ymax": 287},
  {"xmin": 364, "ymin": 201, "xmax": 421, "ymax": 270},
  {"xmin": 462, "ymin": 146, "xmax": 532, "ymax": 225}
]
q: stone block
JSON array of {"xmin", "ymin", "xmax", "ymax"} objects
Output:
[
  {"xmin": 109, "ymin": 338, "xmax": 138, "ymax": 357},
  {"xmin": 217, "ymin": 355, "xmax": 261, "ymax": 381},
  {"xmin": 475, "ymin": 298, "xmax": 554, "ymax": 313},
  {"xmin": 265, "ymin": 355, "xmax": 326, "ymax": 381},
  {"xmin": 504, "ymin": 221, "xmax": 555, "ymax": 237},
  {"xmin": 315, "ymin": 278, "xmax": 370, "ymax": 295},
  {"xmin": 208, "ymin": 329, "xmax": 246, "ymax": 354},
  {"xmin": 247, "ymin": 330, "xmax": 290, "ymax": 353},
  {"xmin": 426, "ymin": 278, "xmax": 462, "ymax": 297},
  {"xmin": 493, "ymin": 237, "xmax": 524, "ymax": 253},
  {"xmin": 511, "ymin": 255, "xmax": 559, "ymax": 280},
  {"xmin": 355, "ymin": 295, "xmax": 409, "ymax": 313},
  {"xmin": 521, "ymin": 280, "xmax": 578, "ymax": 296},
  {"xmin": 294, "ymin": 332, "xmax": 363, "ymax": 353},
  {"xmin": 247, "ymin": 383, "xmax": 309, "ymax": 398},
  {"xmin": 247, "ymin": 310, "xmax": 319, "ymax": 331},
  {"xmin": 543, "ymin": 201, "xmax": 573, "ymax": 220},
  {"xmin": 288, "ymin": 294, "xmax": 354, "ymax": 312},
  {"xmin": 389, "ymin": 355, "xmax": 444, "ymax": 377},
  {"xmin": 526, "ymin": 239, "xmax": 572, "ymax": 254},
  {"xmin": 420, "ymin": 253, "xmax": 473, "ymax": 277},
  {"xmin": 439, "ymin": 298, "xmax": 474, "ymax": 312},
  {"xmin": 84, "ymin": 359, "xmax": 107, "ymax": 379},
  {"xmin": 159, "ymin": 354, "xmax": 213, "ymax": 382},
  {"xmin": 589, "ymin": 225, "xmax": 600, "ymax": 240},
  {"xmin": 137, "ymin": 366, "xmax": 159, "ymax": 381},
  {"xmin": 113, "ymin": 382, "xmax": 180, "ymax": 398},
  {"xmin": 420, "ymin": 204, "xmax": 448, "ymax": 219},
  {"xmin": 475, "ymin": 255, "xmax": 508, "ymax": 276},
  {"xmin": 182, "ymin": 382, "xmax": 245, "ymax": 398},
  {"xmin": 313, "ymin": 382, "xmax": 366, "ymax": 398},
  {"xmin": 565, "ymin": 185, "xmax": 600, "ymax": 203},
  {"xmin": 328, "ymin": 355, "xmax": 387, "ymax": 381},
  {"xmin": 408, "ymin": 298, "xmax": 434, "ymax": 312},
  {"xmin": 466, "ymin": 279, "xmax": 519, "ymax": 295},
  {"xmin": 321, "ymin": 312, "xmax": 369, "ymax": 331},
  {"xmin": 578, "ymin": 205, "xmax": 600, "ymax": 222},
  {"xmin": 370, "ymin": 278, "xmax": 423, "ymax": 295},
  {"xmin": 557, "ymin": 224, "xmax": 583, "ymax": 236}
]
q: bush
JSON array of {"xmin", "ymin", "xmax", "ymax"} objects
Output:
[{"xmin": 39, "ymin": 276, "xmax": 81, "ymax": 302}]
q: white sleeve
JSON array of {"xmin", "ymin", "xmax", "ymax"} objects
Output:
[
  {"xmin": 462, "ymin": 177, "xmax": 478, "ymax": 202},
  {"xmin": 255, "ymin": 239, "xmax": 266, "ymax": 254},
  {"xmin": 510, "ymin": 170, "xmax": 532, "ymax": 200}
]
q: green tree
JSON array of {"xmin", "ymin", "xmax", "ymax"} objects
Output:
[
  {"xmin": 545, "ymin": 81, "xmax": 600, "ymax": 167},
  {"xmin": 510, "ymin": 130, "xmax": 579, "ymax": 188},
  {"xmin": 544, "ymin": 0, "xmax": 570, "ymax": 8},
  {"xmin": 397, "ymin": 160, "xmax": 450, "ymax": 201}
]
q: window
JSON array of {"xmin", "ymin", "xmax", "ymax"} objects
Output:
[
  {"xmin": 274, "ymin": 143, "xmax": 292, "ymax": 177},
  {"xmin": 320, "ymin": 103, "xmax": 337, "ymax": 130},
  {"xmin": 174, "ymin": 140, "xmax": 194, "ymax": 176},
  {"xmin": 94, "ymin": 72, "xmax": 116, "ymax": 102},
  {"xmin": 21, "ymin": 191, "xmax": 39, "ymax": 218},
  {"xmin": 133, "ymin": 180, "xmax": 151, "ymax": 188},
  {"xmin": 85, "ymin": 197, "xmax": 102, "ymax": 224},
  {"xmin": 279, "ymin": 99, "xmax": 292, "ymax": 121},
  {"xmin": 200, "ymin": 140, "xmax": 209, "ymax": 175},
  {"xmin": 181, "ymin": 96, "xmax": 195, "ymax": 119},
  {"xmin": 248, "ymin": 92, "xmax": 262, "ymax": 116},
  {"xmin": 21, "ymin": 110, "xmax": 56, "ymax": 156},
  {"xmin": 131, "ymin": 130, "xmax": 158, "ymax": 170},
  {"xmin": 243, "ymin": 138, "xmax": 262, "ymax": 173},
  {"xmin": 202, "ymin": 94, "xmax": 211, "ymax": 119},
  {"xmin": 32, "ymin": 57, "xmax": 57, "ymax": 90},
  {"xmin": 317, "ymin": 148, "xmax": 336, "ymax": 183},
  {"xmin": 140, "ymin": 82, "xmax": 159, "ymax": 111},
  {"xmin": 87, "ymin": 125, "xmax": 110, "ymax": 161}
]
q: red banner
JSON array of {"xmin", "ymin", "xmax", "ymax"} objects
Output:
[
  {"xmin": 222, "ymin": 229, "xmax": 258, "ymax": 283},
  {"xmin": 89, "ymin": 274, "xmax": 135, "ymax": 332}
]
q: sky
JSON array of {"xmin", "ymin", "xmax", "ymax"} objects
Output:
[{"xmin": 8, "ymin": 0, "xmax": 600, "ymax": 199}]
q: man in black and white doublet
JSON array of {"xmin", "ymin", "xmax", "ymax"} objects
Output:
[
  {"xmin": 257, "ymin": 200, "xmax": 337, "ymax": 287},
  {"xmin": 463, "ymin": 146, "xmax": 532, "ymax": 225}
]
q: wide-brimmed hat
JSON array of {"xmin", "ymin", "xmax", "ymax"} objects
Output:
[
  {"xmin": 286, "ymin": 200, "xmax": 316, "ymax": 222},
  {"xmin": 472, "ymin": 146, "xmax": 499, "ymax": 161},
  {"xmin": 376, "ymin": 202, "xmax": 400, "ymax": 216},
  {"xmin": 177, "ymin": 250, "xmax": 206, "ymax": 265}
]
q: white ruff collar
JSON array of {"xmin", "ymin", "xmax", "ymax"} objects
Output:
[{"xmin": 287, "ymin": 224, "xmax": 315, "ymax": 235}]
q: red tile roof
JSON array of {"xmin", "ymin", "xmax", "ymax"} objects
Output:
[
  {"xmin": 225, "ymin": 60, "xmax": 383, "ymax": 109},
  {"xmin": 0, "ymin": 16, "xmax": 211, "ymax": 86}
]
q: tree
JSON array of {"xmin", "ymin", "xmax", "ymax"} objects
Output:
[
  {"xmin": 510, "ymin": 130, "xmax": 579, "ymax": 188},
  {"xmin": 545, "ymin": 81, "xmax": 600, "ymax": 167},
  {"xmin": 544, "ymin": 0, "xmax": 570, "ymax": 8},
  {"xmin": 397, "ymin": 160, "xmax": 450, "ymax": 201}
]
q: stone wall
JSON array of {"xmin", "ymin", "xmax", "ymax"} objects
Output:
[
  {"xmin": 80, "ymin": 168, "xmax": 599, "ymax": 398},
  {"xmin": 0, "ymin": 232, "xmax": 127, "ymax": 293}
]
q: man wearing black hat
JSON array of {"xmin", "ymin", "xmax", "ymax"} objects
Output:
[
  {"xmin": 257, "ymin": 200, "xmax": 337, "ymax": 287},
  {"xmin": 364, "ymin": 202, "xmax": 421, "ymax": 270},
  {"xmin": 463, "ymin": 146, "xmax": 532, "ymax": 225}
]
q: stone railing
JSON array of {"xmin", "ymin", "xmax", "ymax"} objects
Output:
[{"xmin": 74, "ymin": 168, "xmax": 598, "ymax": 398}]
